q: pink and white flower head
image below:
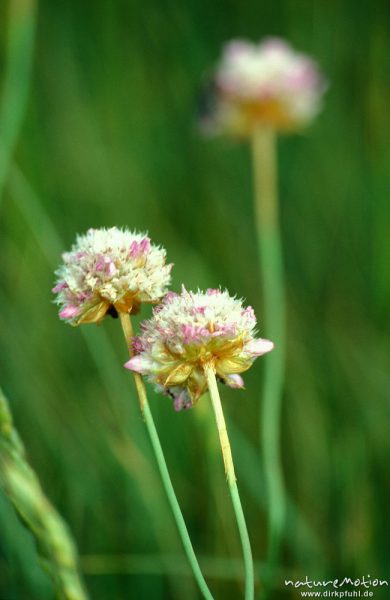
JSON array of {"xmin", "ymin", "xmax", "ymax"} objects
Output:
[
  {"xmin": 203, "ymin": 37, "xmax": 326, "ymax": 136},
  {"xmin": 53, "ymin": 227, "xmax": 172, "ymax": 325},
  {"xmin": 125, "ymin": 287, "xmax": 274, "ymax": 411}
]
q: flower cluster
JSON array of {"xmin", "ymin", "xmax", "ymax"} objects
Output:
[
  {"xmin": 125, "ymin": 287, "xmax": 273, "ymax": 410},
  {"xmin": 53, "ymin": 227, "xmax": 172, "ymax": 325},
  {"xmin": 201, "ymin": 37, "xmax": 326, "ymax": 136}
]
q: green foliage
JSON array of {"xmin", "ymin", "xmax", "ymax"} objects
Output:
[{"xmin": 0, "ymin": 0, "xmax": 389, "ymax": 598}]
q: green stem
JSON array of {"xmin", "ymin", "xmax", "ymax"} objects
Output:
[
  {"xmin": 0, "ymin": 388, "xmax": 88, "ymax": 600},
  {"xmin": 204, "ymin": 363, "xmax": 254, "ymax": 600},
  {"xmin": 251, "ymin": 125, "xmax": 286, "ymax": 578},
  {"xmin": 119, "ymin": 312, "xmax": 214, "ymax": 600},
  {"xmin": 0, "ymin": 0, "xmax": 37, "ymax": 207}
]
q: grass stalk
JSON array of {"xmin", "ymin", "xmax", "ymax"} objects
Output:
[
  {"xmin": 0, "ymin": 0, "xmax": 37, "ymax": 207},
  {"xmin": 0, "ymin": 388, "xmax": 88, "ymax": 600},
  {"xmin": 204, "ymin": 363, "xmax": 254, "ymax": 600},
  {"xmin": 119, "ymin": 312, "xmax": 215, "ymax": 600},
  {"xmin": 251, "ymin": 125, "xmax": 286, "ymax": 581}
]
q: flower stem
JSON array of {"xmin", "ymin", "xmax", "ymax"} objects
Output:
[
  {"xmin": 0, "ymin": 388, "xmax": 88, "ymax": 600},
  {"xmin": 204, "ymin": 363, "xmax": 254, "ymax": 600},
  {"xmin": 251, "ymin": 125, "xmax": 286, "ymax": 578},
  {"xmin": 118, "ymin": 312, "xmax": 214, "ymax": 600}
]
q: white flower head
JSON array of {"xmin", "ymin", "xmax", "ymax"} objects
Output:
[
  {"xmin": 202, "ymin": 37, "xmax": 327, "ymax": 136},
  {"xmin": 53, "ymin": 227, "xmax": 172, "ymax": 325},
  {"xmin": 125, "ymin": 287, "xmax": 273, "ymax": 410}
]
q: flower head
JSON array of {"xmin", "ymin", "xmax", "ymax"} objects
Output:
[
  {"xmin": 201, "ymin": 37, "xmax": 327, "ymax": 136},
  {"xmin": 125, "ymin": 287, "xmax": 273, "ymax": 410},
  {"xmin": 53, "ymin": 227, "xmax": 172, "ymax": 325}
]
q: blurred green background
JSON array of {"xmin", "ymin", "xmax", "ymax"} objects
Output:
[{"xmin": 0, "ymin": 0, "xmax": 389, "ymax": 598}]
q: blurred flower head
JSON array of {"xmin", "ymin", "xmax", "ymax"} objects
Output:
[
  {"xmin": 53, "ymin": 227, "xmax": 172, "ymax": 325},
  {"xmin": 201, "ymin": 37, "xmax": 327, "ymax": 136},
  {"xmin": 125, "ymin": 287, "xmax": 273, "ymax": 410}
]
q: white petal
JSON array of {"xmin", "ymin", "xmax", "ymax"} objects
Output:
[
  {"xmin": 224, "ymin": 374, "xmax": 245, "ymax": 389},
  {"xmin": 246, "ymin": 338, "xmax": 274, "ymax": 356}
]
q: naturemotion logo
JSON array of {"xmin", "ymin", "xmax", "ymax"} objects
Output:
[{"xmin": 285, "ymin": 575, "xmax": 388, "ymax": 598}]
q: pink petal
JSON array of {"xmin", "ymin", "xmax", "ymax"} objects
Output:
[
  {"xmin": 129, "ymin": 241, "xmax": 139, "ymax": 257},
  {"xmin": 52, "ymin": 281, "xmax": 68, "ymax": 293},
  {"xmin": 182, "ymin": 324, "xmax": 209, "ymax": 344},
  {"xmin": 139, "ymin": 237, "xmax": 151, "ymax": 253},
  {"xmin": 95, "ymin": 257, "xmax": 105, "ymax": 271},
  {"xmin": 246, "ymin": 338, "xmax": 274, "ymax": 356},
  {"xmin": 124, "ymin": 355, "xmax": 149, "ymax": 374},
  {"xmin": 132, "ymin": 336, "xmax": 144, "ymax": 354},
  {"xmin": 59, "ymin": 305, "xmax": 79, "ymax": 319}
]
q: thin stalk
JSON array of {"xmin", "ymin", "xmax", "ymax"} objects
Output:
[
  {"xmin": 118, "ymin": 312, "xmax": 214, "ymax": 600},
  {"xmin": 204, "ymin": 363, "xmax": 254, "ymax": 600},
  {"xmin": 251, "ymin": 125, "xmax": 286, "ymax": 577},
  {"xmin": 0, "ymin": 388, "xmax": 88, "ymax": 600},
  {"xmin": 0, "ymin": 0, "xmax": 37, "ymax": 208}
]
